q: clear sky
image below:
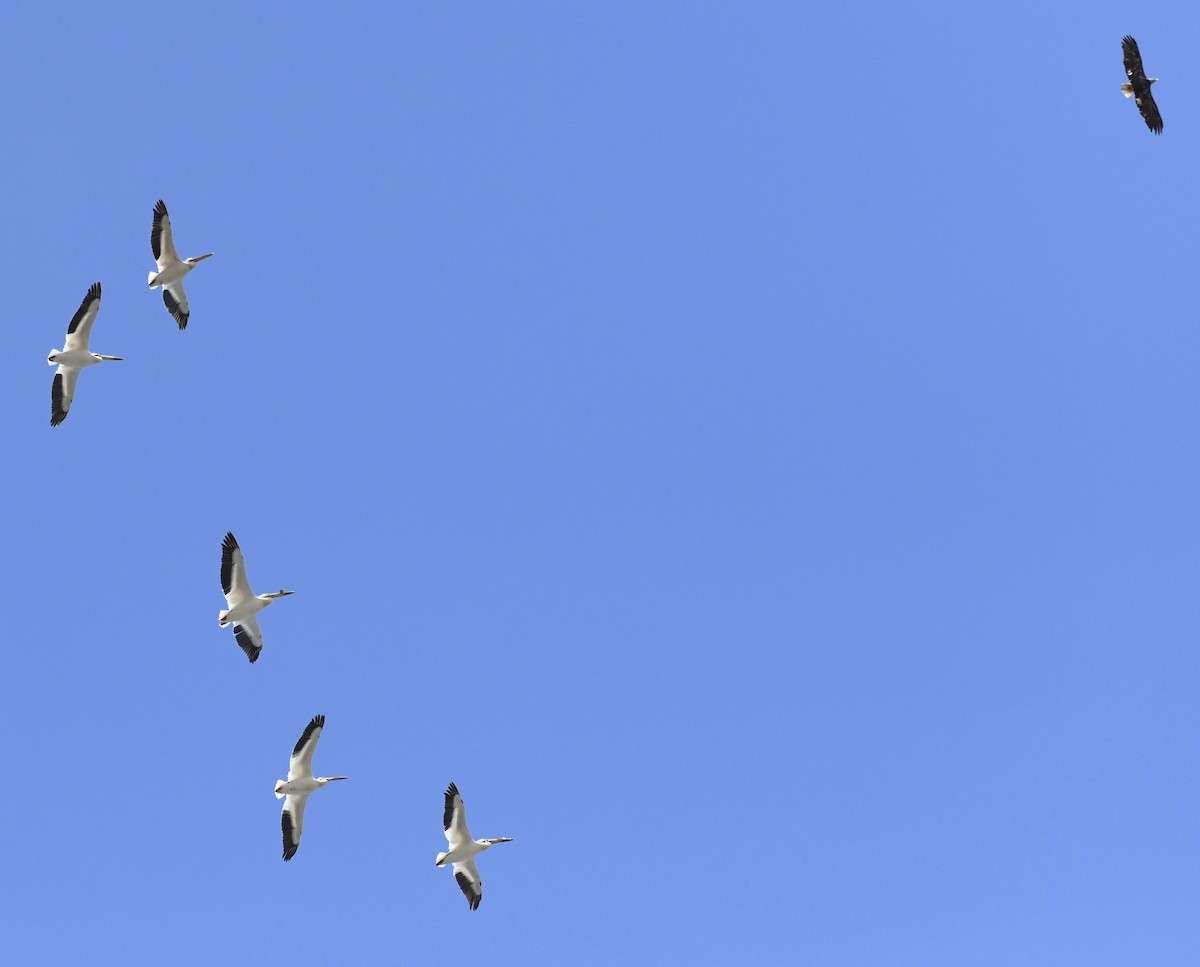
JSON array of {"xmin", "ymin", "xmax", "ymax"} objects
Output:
[{"xmin": 3, "ymin": 1, "xmax": 1200, "ymax": 964}]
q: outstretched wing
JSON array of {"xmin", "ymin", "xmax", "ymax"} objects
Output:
[
  {"xmin": 63, "ymin": 282, "xmax": 102, "ymax": 354},
  {"xmin": 1134, "ymin": 88, "xmax": 1163, "ymax": 134},
  {"xmin": 162, "ymin": 282, "xmax": 189, "ymax": 330},
  {"xmin": 289, "ymin": 714, "xmax": 325, "ymax": 781},
  {"xmin": 281, "ymin": 793, "xmax": 308, "ymax": 861},
  {"xmin": 1122, "ymin": 35, "xmax": 1147, "ymax": 82},
  {"xmin": 443, "ymin": 781, "xmax": 472, "ymax": 849},
  {"xmin": 232, "ymin": 615, "xmax": 263, "ymax": 663},
  {"xmin": 452, "ymin": 858, "xmax": 483, "ymax": 911},
  {"xmin": 220, "ymin": 532, "xmax": 253, "ymax": 606},
  {"xmin": 151, "ymin": 199, "xmax": 179, "ymax": 266},
  {"xmin": 50, "ymin": 366, "xmax": 80, "ymax": 427}
]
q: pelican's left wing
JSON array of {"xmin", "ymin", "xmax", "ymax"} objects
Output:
[
  {"xmin": 443, "ymin": 782, "xmax": 472, "ymax": 849},
  {"xmin": 50, "ymin": 366, "xmax": 79, "ymax": 427},
  {"xmin": 220, "ymin": 532, "xmax": 253, "ymax": 606},
  {"xmin": 151, "ymin": 199, "xmax": 179, "ymax": 267},
  {"xmin": 63, "ymin": 282, "xmax": 102, "ymax": 354},
  {"xmin": 288, "ymin": 714, "xmax": 325, "ymax": 781},
  {"xmin": 232, "ymin": 614, "xmax": 263, "ymax": 663},
  {"xmin": 162, "ymin": 282, "xmax": 189, "ymax": 330},
  {"xmin": 281, "ymin": 793, "xmax": 308, "ymax": 861},
  {"xmin": 452, "ymin": 858, "xmax": 483, "ymax": 910}
]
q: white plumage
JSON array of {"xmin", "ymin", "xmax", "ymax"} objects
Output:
[
  {"xmin": 148, "ymin": 199, "xmax": 212, "ymax": 330},
  {"xmin": 218, "ymin": 532, "xmax": 293, "ymax": 663},
  {"xmin": 274, "ymin": 714, "xmax": 347, "ymax": 861},
  {"xmin": 47, "ymin": 282, "xmax": 123, "ymax": 427},
  {"xmin": 435, "ymin": 782, "xmax": 513, "ymax": 910}
]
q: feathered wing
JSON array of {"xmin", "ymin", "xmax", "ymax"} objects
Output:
[
  {"xmin": 63, "ymin": 282, "xmax": 102, "ymax": 353},
  {"xmin": 281, "ymin": 794, "xmax": 308, "ymax": 861},
  {"xmin": 1134, "ymin": 88, "xmax": 1163, "ymax": 134},
  {"xmin": 289, "ymin": 714, "xmax": 325, "ymax": 781},
  {"xmin": 232, "ymin": 616, "xmax": 263, "ymax": 663},
  {"xmin": 50, "ymin": 367, "xmax": 79, "ymax": 427},
  {"xmin": 443, "ymin": 781, "xmax": 472, "ymax": 849},
  {"xmin": 150, "ymin": 199, "xmax": 179, "ymax": 266},
  {"xmin": 220, "ymin": 532, "xmax": 253, "ymax": 606},
  {"xmin": 162, "ymin": 282, "xmax": 190, "ymax": 329},
  {"xmin": 452, "ymin": 859, "xmax": 483, "ymax": 910}
]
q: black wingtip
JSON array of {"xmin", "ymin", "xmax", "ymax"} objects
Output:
[
  {"xmin": 281, "ymin": 809, "xmax": 298, "ymax": 861},
  {"xmin": 291, "ymin": 714, "xmax": 326, "ymax": 756},
  {"xmin": 50, "ymin": 373, "xmax": 66, "ymax": 427}
]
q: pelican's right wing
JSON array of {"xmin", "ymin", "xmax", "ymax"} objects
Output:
[
  {"xmin": 443, "ymin": 781, "xmax": 472, "ymax": 849},
  {"xmin": 50, "ymin": 366, "xmax": 79, "ymax": 427},
  {"xmin": 62, "ymin": 282, "xmax": 102, "ymax": 354},
  {"xmin": 232, "ymin": 615, "xmax": 263, "ymax": 663},
  {"xmin": 161, "ymin": 282, "xmax": 189, "ymax": 330},
  {"xmin": 452, "ymin": 858, "xmax": 483, "ymax": 911},
  {"xmin": 281, "ymin": 793, "xmax": 308, "ymax": 861}
]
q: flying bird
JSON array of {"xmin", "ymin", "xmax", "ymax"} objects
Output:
[
  {"xmin": 1121, "ymin": 36, "xmax": 1162, "ymax": 134},
  {"xmin": 148, "ymin": 199, "xmax": 213, "ymax": 329},
  {"xmin": 274, "ymin": 714, "xmax": 347, "ymax": 861},
  {"xmin": 47, "ymin": 283, "xmax": 123, "ymax": 427},
  {"xmin": 218, "ymin": 531, "xmax": 294, "ymax": 663},
  {"xmin": 435, "ymin": 782, "xmax": 513, "ymax": 910}
]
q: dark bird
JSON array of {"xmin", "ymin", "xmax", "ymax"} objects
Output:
[{"xmin": 1121, "ymin": 36, "xmax": 1162, "ymax": 134}]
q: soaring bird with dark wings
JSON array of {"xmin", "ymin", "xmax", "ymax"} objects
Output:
[{"xmin": 1121, "ymin": 36, "xmax": 1162, "ymax": 134}]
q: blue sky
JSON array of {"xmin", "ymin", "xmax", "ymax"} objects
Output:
[{"xmin": 4, "ymin": 1, "xmax": 1200, "ymax": 963}]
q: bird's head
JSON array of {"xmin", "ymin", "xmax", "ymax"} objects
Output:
[
  {"xmin": 1150, "ymin": 77, "xmax": 1159, "ymax": 85},
  {"xmin": 186, "ymin": 253, "xmax": 215, "ymax": 265},
  {"xmin": 482, "ymin": 837, "xmax": 514, "ymax": 850},
  {"xmin": 265, "ymin": 589, "xmax": 295, "ymax": 600},
  {"xmin": 47, "ymin": 350, "xmax": 59, "ymax": 366}
]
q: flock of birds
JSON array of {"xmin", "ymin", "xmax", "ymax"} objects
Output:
[
  {"xmin": 38, "ymin": 34, "xmax": 1157, "ymax": 915},
  {"xmin": 46, "ymin": 202, "xmax": 513, "ymax": 911}
]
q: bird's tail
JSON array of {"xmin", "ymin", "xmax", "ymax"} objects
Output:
[
  {"xmin": 1120, "ymin": 83, "xmax": 1135, "ymax": 98},
  {"xmin": 435, "ymin": 851, "xmax": 449, "ymax": 867},
  {"xmin": 148, "ymin": 271, "xmax": 159, "ymax": 288}
]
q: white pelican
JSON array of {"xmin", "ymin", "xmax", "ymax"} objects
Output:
[
  {"xmin": 47, "ymin": 282, "xmax": 122, "ymax": 427},
  {"xmin": 435, "ymin": 782, "xmax": 513, "ymax": 910},
  {"xmin": 218, "ymin": 531, "xmax": 293, "ymax": 663},
  {"xmin": 148, "ymin": 199, "xmax": 212, "ymax": 330},
  {"xmin": 275, "ymin": 714, "xmax": 347, "ymax": 861}
]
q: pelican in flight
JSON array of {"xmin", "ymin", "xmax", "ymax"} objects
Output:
[
  {"xmin": 436, "ymin": 782, "xmax": 513, "ymax": 910},
  {"xmin": 218, "ymin": 531, "xmax": 293, "ymax": 663},
  {"xmin": 275, "ymin": 714, "xmax": 347, "ymax": 861},
  {"xmin": 47, "ymin": 282, "xmax": 122, "ymax": 427},
  {"xmin": 148, "ymin": 199, "xmax": 212, "ymax": 329}
]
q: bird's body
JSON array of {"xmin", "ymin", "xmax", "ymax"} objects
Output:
[
  {"xmin": 274, "ymin": 714, "xmax": 347, "ymax": 861},
  {"xmin": 218, "ymin": 531, "xmax": 294, "ymax": 663},
  {"xmin": 47, "ymin": 282, "xmax": 123, "ymax": 426},
  {"xmin": 435, "ymin": 782, "xmax": 513, "ymax": 910},
  {"xmin": 148, "ymin": 199, "xmax": 212, "ymax": 329},
  {"xmin": 1121, "ymin": 35, "xmax": 1162, "ymax": 134}
]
